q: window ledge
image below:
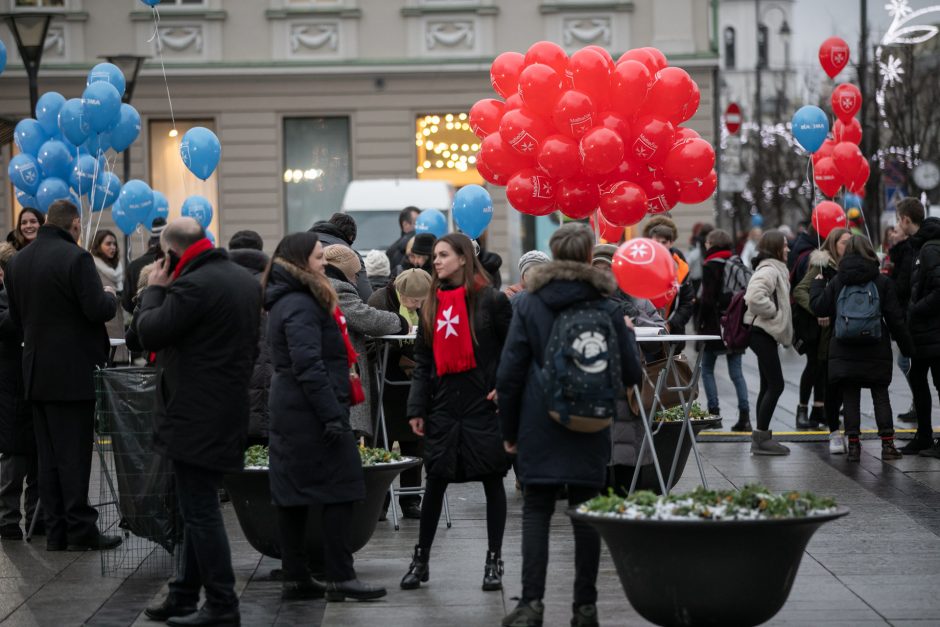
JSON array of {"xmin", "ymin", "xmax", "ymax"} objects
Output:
[
  {"xmin": 265, "ymin": 7, "xmax": 362, "ymax": 19},
  {"xmin": 129, "ymin": 10, "xmax": 227, "ymax": 22},
  {"xmin": 401, "ymin": 5, "xmax": 499, "ymax": 17},
  {"xmin": 539, "ymin": 2, "xmax": 634, "ymax": 14},
  {"xmin": 5, "ymin": 10, "xmax": 90, "ymax": 22}
]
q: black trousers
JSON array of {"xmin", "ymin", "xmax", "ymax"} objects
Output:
[
  {"xmin": 418, "ymin": 474, "xmax": 506, "ymax": 553},
  {"xmin": 521, "ymin": 484, "xmax": 601, "ymax": 605},
  {"xmin": 277, "ymin": 502, "xmax": 356, "ymax": 583},
  {"xmin": 842, "ymin": 384, "xmax": 894, "ymax": 439},
  {"xmin": 799, "ymin": 352, "xmax": 826, "ymax": 405},
  {"xmin": 748, "ymin": 327, "xmax": 784, "ymax": 431},
  {"xmin": 0, "ymin": 453, "xmax": 38, "ymax": 528},
  {"xmin": 909, "ymin": 357, "xmax": 940, "ymax": 440},
  {"xmin": 168, "ymin": 461, "xmax": 238, "ymax": 610},
  {"xmin": 32, "ymin": 400, "xmax": 98, "ymax": 545}
]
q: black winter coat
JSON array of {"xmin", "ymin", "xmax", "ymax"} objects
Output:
[
  {"xmin": 6, "ymin": 226, "xmax": 116, "ymax": 401},
  {"xmin": 407, "ymin": 280, "xmax": 512, "ymax": 482},
  {"xmin": 122, "ymin": 240, "xmax": 160, "ymax": 313},
  {"xmin": 0, "ymin": 288, "xmax": 32, "ymax": 455},
  {"xmin": 309, "ymin": 222, "xmax": 372, "ymax": 301},
  {"xmin": 695, "ymin": 249, "xmax": 733, "ymax": 351},
  {"xmin": 908, "ymin": 218, "xmax": 940, "ymax": 358},
  {"xmin": 889, "ymin": 238, "xmax": 914, "ymax": 313},
  {"xmin": 497, "ymin": 261, "xmax": 643, "ymax": 488},
  {"xmin": 230, "ymin": 248, "xmax": 273, "ymax": 442},
  {"xmin": 666, "ymin": 248, "xmax": 695, "ymax": 334},
  {"xmin": 788, "ymin": 230, "xmax": 817, "ymax": 275},
  {"xmin": 810, "ymin": 254, "xmax": 913, "ymax": 386},
  {"xmin": 265, "ymin": 262, "xmax": 365, "ymax": 505},
  {"xmin": 134, "ymin": 248, "xmax": 261, "ymax": 473},
  {"xmin": 386, "ymin": 230, "xmax": 411, "ymax": 271}
]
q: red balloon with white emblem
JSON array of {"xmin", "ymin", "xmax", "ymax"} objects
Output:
[
  {"xmin": 833, "ymin": 118, "xmax": 862, "ymax": 145},
  {"xmin": 819, "ymin": 37, "xmax": 850, "ymax": 79},
  {"xmin": 628, "ymin": 115, "xmax": 675, "ymax": 165},
  {"xmin": 813, "ymin": 157, "xmax": 843, "ymax": 198},
  {"xmin": 812, "ymin": 200, "xmax": 847, "ymax": 238},
  {"xmin": 832, "ymin": 141, "xmax": 865, "ymax": 183},
  {"xmin": 490, "ymin": 52, "xmax": 526, "ymax": 99},
  {"xmin": 555, "ymin": 176, "xmax": 600, "ymax": 219},
  {"xmin": 591, "ymin": 210, "xmax": 625, "ymax": 243},
  {"xmin": 599, "ymin": 180, "xmax": 647, "ymax": 226},
  {"xmin": 597, "ymin": 111, "xmax": 632, "ymax": 144},
  {"xmin": 831, "ymin": 83, "xmax": 862, "ymax": 124},
  {"xmin": 662, "ymin": 137, "xmax": 715, "ymax": 181},
  {"xmin": 677, "ymin": 170, "xmax": 717, "ymax": 204},
  {"xmin": 642, "ymin": 67, "xmax": 695, "ymax": 121},
  {"xmin": 468, "ymin": 99, "xmax": 505, "ymax": 138},
  {"xmin": 848, "ymin": 159, "xmax": 870, "ymax": 194},
  {"xmin": 537, "ymin": 134, "xmax": 582, "ymax": 180},
  {"xmin": 580, "ymin": 127, "xmax": 625, "ymax": 176},
  {"xmin": 612, "ymin": 238, "xmax": 678, "ymax": 299},
  {"xmin": 506, "ymin": 168, "xmax": 557, "ymax": 216},
  {"xmin": 551, "ymin": 90, "xmax": 597, "ymax": 139},
  {"xmin": 609, "ymin": 60, "xmax": 651, "ymax": 116},
  {"xmin": 812, "ymin": 138, "xmax": 836, "ymax": 165},
  {"xmin": 478, "ymin": 133, "xmax": 535, "ymax": 180},
  {"xmin": 500, "ymin": 108, "xmax": 554, "ymax": 157},
  {"xmin": 524, "ymin": 41, "xmax": 569, "ymax": 76},
  {"xmin": 518, "ymin": 63, "xmax": 564, "ymax": 117},
  {"xmin": 641, "ymin": 172, "xmax": 681, "ymax": 214},
  {"xmin": 569, "ymin": 48, "xmax": 612, "ymax": 109}
]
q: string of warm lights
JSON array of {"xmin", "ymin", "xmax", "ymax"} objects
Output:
[{"xmin": 415, "ymin": 113, "xmax": 479, "ymax": 174}]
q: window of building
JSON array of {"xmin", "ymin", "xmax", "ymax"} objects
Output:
[
  {"xmin": 283, "ymin": 117, "xmax": 350, "ymax": 233},
  {"xmin": 757, "ymin": 24, "xmax": 768, "ymax": 69},
  {"xmin": 415, "ymin": 113, "xmax": 482, "ymax": 187},
  {"xmin": 13, "ymin": 0, "xmax": 65, "ymax": 7},
  {"xmin": 724, "ymin": 26, "xmax": 735, "ymax": 70},
  {"xmin": 149, "ymin": 119, "xmax": 220, "ymax": 241},
  {"xmin": 163, "ymin": 0, "xmax": 205, "ymax": 5}
]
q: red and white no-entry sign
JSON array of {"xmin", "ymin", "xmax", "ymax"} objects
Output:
[{"xmin": 725, "ymin": 102, "xmax": 742, "ymax": 135}]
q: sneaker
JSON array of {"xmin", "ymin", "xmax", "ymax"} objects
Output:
[
  {"xmin": 882, "ymin": 440, "xmax": 903, "ymax": 461},
  {"xmin": 829, "ymin": 432, "xmax": 847, "ymax": 455},
  {"xmin": 918, "ymin": 442, "xmax": 940, "ymax": 459},
  {"xmin": 847, "ymin": 439, "xmax": 861, "ymax": 462},
  {"xmin": 901, "ymin": 436, "xmax": 934, "ymax": 455},
  {"xmin": 502, "ymin": 600, "xmax": 545, "ymax": 627},
  {"xmin": 571, "ymin": 603, "xmax": 600, "ymax": 627}
]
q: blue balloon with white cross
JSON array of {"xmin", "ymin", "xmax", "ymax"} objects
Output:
[
  {"xmin": 452, "ymin": 184, "xmax": 493, "ymax": 240},
  {"xmin": 415, "ymin": 208, "xmax": 447, "ymax": 238},
  {"xmin": 181, "ymin": 195, "xmax": 213, "ymax": 228}
]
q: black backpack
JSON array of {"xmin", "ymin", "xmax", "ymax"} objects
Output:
[
  {"xmin": 540, "ymin": 300, "xmax": 622, "ymax": 433},
  {"xmin": 835, "ymin": 280, "xmax": 882, "ymax": 345}
]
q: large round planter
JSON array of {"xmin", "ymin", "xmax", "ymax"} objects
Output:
[
  {"xmin": 569, "ymin": 507, "xmax": 849, "ymax": 627},
  {"xmin": 224, "ymin": 458, "xmax": 421, "ymax": 573}
]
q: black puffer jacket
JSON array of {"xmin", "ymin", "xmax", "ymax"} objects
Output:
[
  {"xmin": 787, "ymin": 229, "xmax": 817, "ymax": 286},
  {"xmin": 406, "ymin": 279, "xmax": 512, "ymax": 482},
  {"xmin": 810, "ymin": 253, "xmax": 913, "ymax": 386},
  {"xmin": 889, "ymin": 237, "xmax": 914, "ymax": 313},
  {"xmin": 908, "ymin": 218, "xmax": 940, "ymax": 358},
  {"xmin": 695, "ymin": 248, "xmax": 734, "ymax": 351},
  {"xmin": 0, "ymin": 288, "xmax": 32, "ymax": 455}
]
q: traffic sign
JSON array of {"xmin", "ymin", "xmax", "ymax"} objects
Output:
[{"xmin": 724, "ymin": 103, "xmax": 742, "ymax": 135}]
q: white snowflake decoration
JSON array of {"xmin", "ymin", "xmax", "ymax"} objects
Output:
[
  {"xmin": 885, "ymin": 0, "xmax": 913, "ymax": 20},
  {"xmin": 876, "ymin": 0, "xmax": 940, "ymax": 125},
  {"xmin": 879, "ymin": 54, "xmax": 905, "ymax": 87}
]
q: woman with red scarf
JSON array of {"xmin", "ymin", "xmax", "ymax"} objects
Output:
[
  {"xmin": 263, "ymin": 232, "xmax": 385, "ymax": 603},
  {"xmin": 400, "ymin": 233, "xmax": 513, "ymax": 592}
]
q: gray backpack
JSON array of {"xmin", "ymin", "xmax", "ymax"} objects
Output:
[{"xmin": 835, "ymin": 281, "xmax": 882, "ymax": 345}]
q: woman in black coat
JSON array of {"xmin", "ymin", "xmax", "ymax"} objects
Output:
[
  {"xmin": 264, "ymin": 232, "xmax": 386, "ymax": 602},
  {"xmin": 810, "ymin": 235, "xmax": 913, "ymax": 462},
  {"xmin": 400, "ymin": 234, "xmax": 513, "ymax": 593}
]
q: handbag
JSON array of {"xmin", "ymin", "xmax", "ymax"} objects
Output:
[{"xmin": 627, "ymin": 353, "xmax": 698, "ymax": 415}]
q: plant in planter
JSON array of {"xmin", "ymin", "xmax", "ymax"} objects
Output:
[
  {"xmin": 570, "ymin": 485, "xmax": 848, "ymax": 627},
  {"xmin": 226, "ymin": 445, "xmax": 420, "ymax": 574}
]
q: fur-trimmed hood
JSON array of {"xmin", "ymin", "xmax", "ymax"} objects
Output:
[
  {"xmin": 809, "ymin": 249, "xmax": 835, "ymax": 269},
  {"xmin": 264, "ymin": 257, "xmax": 336, "ymax": 312},
  {"xmin": 525, "ymin": 260, "xmax": 617, "ymax": 311}
]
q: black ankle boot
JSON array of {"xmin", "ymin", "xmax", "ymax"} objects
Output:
[
  {"xmin": 809, "ymin": 405, "xmax": 826, "ymax": 429},
  {"xmin": 731, "ymin": 410, "xmax": 752, "ymax": 432},
  {"xmin": 400, "ymin": 545, "xmax": 430, "ymax": 590},
  {"xmin": 796, "ymin": 405, "xmax": 814, "ymax": 430},
  {"xmin": 482, "ymin": 549, "xmax": 503, "ymax": 591}
]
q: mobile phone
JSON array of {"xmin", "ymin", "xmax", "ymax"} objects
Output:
[{"xmin": 166, "ymin": 251, "xmax": 181, "ymax": 274}]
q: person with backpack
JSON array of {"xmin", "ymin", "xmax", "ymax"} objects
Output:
[
  {"xmin": 743, "ymin": 230, "xmax": 792, "ymax": 455},
  {"xmin": 497, "ymin": 223, "xmax": 642, "ymax": 627},
  {"xmin": 695, "ymin": 228, "xmax": 752, "ymax": 432},
  {"xmin": 809, "ymin": 235, "xmax": 914, "ymax": 461},
  {"xmin": 400, "ymin": 234, "xmax": 512, "ymax": 592},
  {"xmin": 788, "ymin": 224, "xmax": 827, "ymax": 430},
  {"xmin": 792, "ymin": 228, "xmax": 852, "ymax": 454}
]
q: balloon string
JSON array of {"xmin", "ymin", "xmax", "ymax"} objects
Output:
[
  {"xmin": 87, "ymin": 149, "xmax": 102, "ymax": 247},
  {"xmin": 91, "ymin": 152, "xmax": 114, "ymax": 243},
  {"xmin": 146, "ymin": 6, "xmax": 159, "ymax": 44},
  {"xmin": 152, "ymin": 6, "xmax": 178, "ymax": 135}
]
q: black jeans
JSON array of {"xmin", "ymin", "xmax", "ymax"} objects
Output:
[
  {"xmin": 748, "ymin": 327, "xmax": 784, "ymax": 431},
  {"xmin": 521, "ymin": 484, "xmax": 601, "ymax": 605},
  {"xmin": 842, "ymin": 384, "xmax": 894, "ymax": 440},
  {"xmin": 418, "ymin": 474, "xmax": 505, "ymax": 553},
  {"xmin": 909, "ymin": 357, "xmax": 940, "ymax": 440},
  {"xmin": 169, "ymin": 461, "xmax": 238, "ymax": 610},
  {"xmin": 32, "ymin": 401, "xmax": 98, "ymax": 545},
  {"xmin": 799, "ymin": 352, "xmax": 826, "ymax": 405},
  {"xmin": 277, "ymin": 502, "xmax": 355, "ymax": 582},
  {"xmin": 0, "ymin": 453, "xmax": 38, "ymax": 528}
]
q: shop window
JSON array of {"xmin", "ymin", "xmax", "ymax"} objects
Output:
[
  {"xmin": 415, "ymin": 113, "xmax": 483, "ymax": 187},
  {"xmin": 283, "ymin": 116, "xmax": 351, "ymax": 232}
]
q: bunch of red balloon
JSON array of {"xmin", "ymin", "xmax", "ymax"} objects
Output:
[{"xmin": 469, "ymin": 41, "xmax": 716, "ymax": 229}]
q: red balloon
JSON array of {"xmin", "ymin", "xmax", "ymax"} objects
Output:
[
  {"xmin": 831, "ymin": 83, "xmax": 862, "ymax": 123},
  {"xmin": 649, "ymin": 287, "xmax": 678, "ymax": 310},
  {"xmin": 642, "ymin": 67, "xmax": 695, "ymax": 121},
  {"xmin": 832, "ymin": 141, "xmax": 865, "ymax": 183},
  {"xmin": 569, "ymin": 48, "xmax": 612, "ymax": 108},
  {"xmin": 504, "ymin": 93, "xmax": 524, "ymax": 112},
  {"xmin": 479, "ymin": 132, "xmax": 535, "ymax": 180},
  {"xmin": 812, "ymin": 138, "xmax": 836, "ymax": 165},
  {"xmin": 673, "ymin": 79, "xmax": 700, "ymax": 124},
  {"xmin": 584, "ymin": 45, "xmax": 616, "ymax": 71},
  {"xmin": 507, "ymin": 168, "xmax": 557, "ymax": 216},
  {"xmin": 610, "ymin": 60, "xmax": 651, "ymax": 117},
  {"xmin": 500, "ymin": 108, "xmax": 554, "ymax": 157},
  {"xmin": 677, "ymin": 170, "xmax": 717, "ymax": 204},
  {"xmin": 819, "ymin": 36, "xmax": 850, "ymax": 79},
  {"xmin": 812, "ymin": 200, "xmax": 847, "ymax": 238},
  {"xmin": 642, "ymin": 47, "xmax": 668, "ymax": 71},
  {"xmin": 612, "ymin": 238, "xmax": 678, "ymax": 298},
  {"xmin": 628, "ymin": 115, "xmax": 675, "ymax": 165},
  {"xmin": 641, "ymin": 172, "xmax": 681, "ymax": 214},
  {"xmin": 524, "ymin": 41, "xmax": 569, "ymax": 76},
  {"xmin": 833, "ymin": 118, "xmax": 862, "ymax": 145},
  {"xmin": 490, "ymin": 52, "xmax": 526, "ymax": 99},
  {"xmin": 597, "ymin": 111, "xmax": 632, "ymax": 143},
  {"xmin": 600, "ymin": 181, "xmax": 648, "ymax": 226},
  {"xmin": 591, "ymin": 210, "xmax": 625, "ymax": 243},
  {"xmin": 551, "ymin": 90, "xmax": 597, "ymax": 139},
  {"xmin": 813, "ymin": 157, "xmax": 843, "ymax": 198},
  {"xmin": 673, "ymin": 127, "xmax": 701, "ymax": 145},
  {"xmin": 556, "ymin": 176, "xmax": 600, "ymax": 219},
  {"xmin": 537, "ymin": 134, "xmax": 582, "ymax": 180},
  {"xmin": 580, "ymin": 127, "xmax": 625, "ymax": 176},
  {"xmin": 469, "ymin": 99, "xmax": 505, "ymax": 139},
  {"xmin": 518, "ymin": 63, "xmax": 564, "ymax": 117},
  {"xmin": 662, "ymin": 137, "xmax": 715, "ymax": 182},
  {"xmin": 617, "ymin": 48, "xmax": 658, "ymax": 74},
  {"xmin": 598, "ymin": 157, "xmax": 649, "ymax": 188},
  {"xmin": 475, "ymin": 157, "xmax": 506, "ymax": 186},
  {"xmin": 848, "ymin": 158, "xmax": 870, "ymax": 194}
]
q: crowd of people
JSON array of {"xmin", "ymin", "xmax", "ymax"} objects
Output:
[{"xmin": 0, "ymin": 196, "xmax": 936, "ymax": 627}]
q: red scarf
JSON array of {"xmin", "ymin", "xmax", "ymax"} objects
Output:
[
  {"xmin": 705, "ymin": 249, "xmax": 733, "ymax": 263},
  {"xmin": 171, "ymin": 238, "xmax": 214, "ymax": 280},
  {"xmin": 332, "ymin": 307, "xmax": 365, "ymax": 405},
  {"xmin": 433, "ymin": 286, "xmax": 476, "ymax": 375}
]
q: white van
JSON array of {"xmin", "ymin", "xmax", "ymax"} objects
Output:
[{"xmin": 340, "ymin": 179, "xmax": 455, "ymax": 251}]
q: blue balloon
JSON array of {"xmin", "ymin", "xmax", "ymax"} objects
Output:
[
  {"xmin": 14, "ymin": 119, "xmax": 48, "ymax": 156},
  {"xmin": 148, "ymin": 190, "xmax": 170, "ymax": 229},
  {"xmin": 120, "ymin": 179, "xmax": 155, "ymax": 224},
  {"xmin": 86, "ymin": 62, "xmax": 126, "ymax": 98},
  {"xmin": 58, "ymin": 98, "xmax": 91, "ymax": 147},
  {"xmin": 180, "ymin": 127, "xmax": 221, "ymax": 180},
  {"xmin": 206, "ymin": 231, "xmax": 216, "ymax": 246},
  {"xmin": 70, "ymin": 154, "xmax": 101, "ymax": 196},
  {"xmin": 89, "ymin": 171, "xmax": 122, "ymax": 212},
  {"xmin": 36, "ymin": 92, "xmax": 66, "ymax": 136},
  {"xmin": 15, "ymin": 189, "xmax": 38, "ymax": 210},
  {"xmin": 8, "ymin": 153, "xmax": 43, "ymax": 196},
  {"xmin": 36, "ymin": 178, "xmax": 72, "ymax": 214},
  {"xmin": 750, "ymin": 213, "xmax": 765, "ymax": 228},
  {"xmin": 0, "ymin": 39, "xmax": 6, "ymax": 76},
  {"xmin": 452, "ymin": 185, "xmax": 494, "ymax": 240},
  {"xmin": 111, "ymin": 199, "xmax": 138, "ymax": 235},
  {"xmin": 84, "ymin": 132, "xmax": 111, "ymax": 156},
  {"xmin": 844, "ymin": 192, "xmax": 863, "ymax": 209},
  {"xmin": 181, "ymin": 195, "xmax": 213, "ymax": 228},
  {"xmin": 140, "ymin": 0, "xmax": 161, "ymax": 6},
  {"xmin": 109, "ymin": 104, "xmax": 141, "ymax": 153},
  {"xmin": 791, "ymin": 105, "xmax": 829, "ymax": 154},
  {"xmin": 82, "ymin": 82, "xmax": 121, "ymax": 133},
  {"xmin": 36, "ymin": 139, "xmax": 73, "ymax": 181},
  {"xmin": 414, "ymin": 209, "xmax": 448, "ymax": 238}
]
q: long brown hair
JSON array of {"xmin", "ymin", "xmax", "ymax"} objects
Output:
[
  {"xmin": 822, "ymin": 227, "xmax": 851, "ymax": 263},
  {"xmin": 91, "ymin": 230, "xmax": 120, "ymax": 269},
  {"xmin": 842, "ymin": 234, "xmax": 878, "ymax": 264},
  {"xmin": 421, "ymin": 233, "xmax": 490, "ymax": 344},
  {"xmin": 261, "ymin": 232, "xmax": 338, "ymax": 311},
  {"xmin": 752, "ymin": 229, "xmax": 787, "ymax": 269}
]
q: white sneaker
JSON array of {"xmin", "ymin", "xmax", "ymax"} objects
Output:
[{"xmin": 829, "ymin": 431, "xmax": 847, "ymax": 455}]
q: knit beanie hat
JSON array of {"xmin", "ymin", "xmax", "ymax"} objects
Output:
[
  {"xmin": 324, "ymin": 244, "xmax": 362, "ymax": 282},
  {"xmin": 394, "ymin": 268, "xmax": 433, "ymax": 299},
  {"xmin": 411, "ymin": 233, "xmax": 436, "ymax": 257},
  {"xmin": 364, "ymin": 249, "xmax": 391, "ymax": 277},
  {"xmin": 517, "ymin": 250, "xmax": 550, "ymax": 280},
  {"xmin": 592, "ymin": 243, "xmax": 618, "ymax": 266}
]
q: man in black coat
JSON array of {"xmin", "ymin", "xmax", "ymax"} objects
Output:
[
  {"xmin": 309, "ymin": 213, "xmax": 372, "ymax": 301},
  {"xmin": 891, "ymin": 198, "xmax": 923, "ymax": 424},
  {"xmin": 386, "ymin": 206, "xmax": 420, "ymax": 270},
  {"xmin": 135, "ymin": 218, "xmax": 261, "ymax": 626},
  {"xmin": 5, "ymin": 200, "xmax": 121, "ymax": 552}
]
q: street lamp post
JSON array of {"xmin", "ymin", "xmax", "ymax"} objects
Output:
[{"xmin": 1, "ymin": 12, "xmax": 54, "ymax": 114}]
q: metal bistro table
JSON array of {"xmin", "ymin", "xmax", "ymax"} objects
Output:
[
  {"xmin": 628, "ymin": 333, "xmax": 722, "ymax": 496},
  {"xmin": 372, "ymin": 333, "xmax": 451, "ymax": 531}
]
